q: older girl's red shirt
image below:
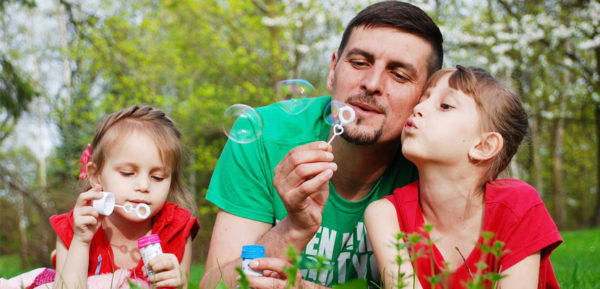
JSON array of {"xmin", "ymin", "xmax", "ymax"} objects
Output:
[{"xmin": 385, "ymin": 179, "xmax": 562, "ymax": 289}]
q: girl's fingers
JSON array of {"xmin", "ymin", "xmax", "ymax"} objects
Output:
[
  {"xmin": 75, "ymin": 190, "xmax": 104, "ymax": 207},
  {"xmin": 74, "ymin": 215, "xmax": 99, "ymax": 228}
]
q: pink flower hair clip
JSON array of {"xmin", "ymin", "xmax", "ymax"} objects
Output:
[{"xmin": 78, "ymin": 144, "xmax": 93, "ymax": 180}]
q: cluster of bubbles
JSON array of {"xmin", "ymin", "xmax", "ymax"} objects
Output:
[{"xmin": 222, "ymin": 79, "xmax": 355, "ymax": 144}]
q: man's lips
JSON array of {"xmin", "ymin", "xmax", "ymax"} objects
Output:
[{"xmin": 348, "ymin": 101, "xmax": 382, "ymax": 114}]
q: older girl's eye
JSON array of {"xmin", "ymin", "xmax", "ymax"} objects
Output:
[
  {"xmin": 441, "ymin": 103, "xmax": 454, "ymax": 110},
  {"xmin": 120, "ymin": 171, "xmax": 133, "ymax": 177}
]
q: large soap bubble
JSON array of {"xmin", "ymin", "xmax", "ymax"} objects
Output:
[
  {"xmin": 276, "ymin": 79, "xmax": 315, "ymax": 115},
  {"xmin": 222, "ymin": 104, "xmax": 263, "ymax": 144}
]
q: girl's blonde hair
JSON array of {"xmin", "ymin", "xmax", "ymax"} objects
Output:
[
  {"xmin": 84, "ymin": 105, "xmax": 196, "ymax": 215},
  {"xmin": 424, "ymin": 65, "xmax": 529, "ymax": 182}
]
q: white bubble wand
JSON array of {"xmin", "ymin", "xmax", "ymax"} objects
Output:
[
  {"xmin": 327, "ymin": 106, "xmax": 356, "ymax": 144},
  {"xmin": 93, "ymin": 192, "xmax": 151, "ymax": 219}
]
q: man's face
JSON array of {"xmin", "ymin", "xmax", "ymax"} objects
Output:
[{"xmin": 327, "ymin": 26, "xmax": 433, "ymax": 146}]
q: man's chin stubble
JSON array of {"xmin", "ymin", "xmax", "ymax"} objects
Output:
[{"xmin": 341, "ymin": 126, "xmax": 383, "ymax": 146}]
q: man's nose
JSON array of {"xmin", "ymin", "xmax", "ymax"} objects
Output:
[{"xmin": 360, "ymin": 67, "xmax": 384, "ymax": 96}]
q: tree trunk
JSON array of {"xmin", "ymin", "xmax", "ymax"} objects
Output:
[
  {"xmin": 530, "ymin": 115, "xmax": 544, "ymax": 194},
  {"xmin": 590, "ymin": 46, "xmax": 600, "ymax": 226},
  {"xmin": 17, "ymin": 189, "xmax": 29, "ymax": 268},
  {"xmin": 58, "ymin": 4, "xmax": 72, "ymax": 105},
  {"xmin": 550, "ymin": 70, "xmax": 569, "ymax": 228}
]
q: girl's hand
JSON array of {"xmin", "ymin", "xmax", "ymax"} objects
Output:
[
  {"xmin": 72, "ymin": 184, "xmax": 104, "ymax": 244},
  {"xmin": 146, "ymin": 253, "xmax": 186, "ymax": 288}
]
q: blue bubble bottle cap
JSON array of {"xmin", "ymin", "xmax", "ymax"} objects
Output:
[{"xmin": 241, "ymin": 245, "xmax": 266, "ymax": 259}]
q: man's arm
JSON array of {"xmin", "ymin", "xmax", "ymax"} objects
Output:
[
  {"xmin": 201, "ymin": 142, "xmax": 336, "ymax": 288},
  {"xmin": 201, "ymin": 210, "xmax": 273, "ymax": 288}
]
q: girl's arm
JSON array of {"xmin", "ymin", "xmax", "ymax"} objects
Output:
[
  {"xmin": 53, "ymin": 238, "xmax": 91, "ymax": 289},
  {"xmin": 365, "ymin": 199, "xmax": 422, "ymax": 289},
  {"xmin": 53, "ymin": 187, "xmax": 104, "ymax": 289},
  {"xmin": 497, "ymin": 252, "xmax": 540, "ymax": 289},
  {"xmin": 180, "ymin": 236, "xmax": 193, "ymax": 286}
]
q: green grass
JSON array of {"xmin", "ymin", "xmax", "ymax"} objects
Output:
[
  {"xmin": 190, "ymin": 263, "xmax": 205, "ymax": 287},
  {"xmin": 551, "ymin": 227, "xmax": 600, "ymax": 289},
  {"xmin": 0, "ymin": 254, "xmax": 36, "ymax": 278},
  {"xmin": 2, "ymin": 228, "xmax": 599, "ymax": 288}
]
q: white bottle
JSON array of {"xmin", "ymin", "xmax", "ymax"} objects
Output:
[
  {"xmin": 241, "ymin": 245, "xmax": 265, "ymax": 277},
  {"xmin": 138, "ymin": 234, "xmax": 163, "ymax": 277}
]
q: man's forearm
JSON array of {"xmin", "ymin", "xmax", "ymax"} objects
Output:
[
  {"xmin": 200, "ymin": 258, "xmax": 241, "ymax": 289},
  {"xmin": 301, "ymin": 279, "xmax": 331, "ymax": 289},
  {"xmin": 257, "ymin": 216, "xmax": 319, "ymax": 259}
]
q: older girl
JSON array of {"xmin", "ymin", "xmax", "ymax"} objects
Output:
[{"xmin": 365, "ymin": 66, "xmax": 561, "ymax": 289}]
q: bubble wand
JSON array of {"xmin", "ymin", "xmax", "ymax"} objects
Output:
[
  {"xmin": 327, "ymin": 105, "xmax": 355, "ymax": 144},
  {"xmin": 93, "ymin": 192, "xmax": 151, "ymax": 219}
]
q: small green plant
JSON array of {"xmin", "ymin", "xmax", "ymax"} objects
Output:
[{"xmin": 381, "ymin": 226, "xmax": 507, "ymax": 289}]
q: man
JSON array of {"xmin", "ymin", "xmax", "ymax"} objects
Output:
[{"xmin": 200, "ymin": 1, "xmax": 444, "ymax": 288}]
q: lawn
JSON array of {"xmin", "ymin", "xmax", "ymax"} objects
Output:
[
  {"xmin": 2, "ymin": 227, "xmax": 599, "ymax": 288},
  {"xmin": 551, "ymin": 227, "xmax": 600, "ymax": 289}
]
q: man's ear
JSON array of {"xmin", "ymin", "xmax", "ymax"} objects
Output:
[
  {"xmin": 86, "ymin": 162, "xmax": 101, "ymax": 187},
  {"xmin": 326, "ymin": 51, "xmax": 338, "ymax": 92},
  {"xmin": 469, "ymin": 132, "xmax": 503, "ymax": 162}
]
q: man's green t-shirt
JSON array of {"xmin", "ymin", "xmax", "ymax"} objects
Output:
[{"xmin": 207, "ymin": 96, "xmax": 417, "ymax": 287}]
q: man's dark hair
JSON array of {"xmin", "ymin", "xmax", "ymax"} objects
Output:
[{"xmin": 337, "ymin": 1, "xmax": 444, "ymax": 76}]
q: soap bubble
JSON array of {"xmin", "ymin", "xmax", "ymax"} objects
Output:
[
  {"xmin": 323, "ymin": 100, "xmax": 355, "ymax": 126},
  {"xmin": 222, "ymin": 104, "xmax": 263, "ymax": 144},
  {"xmin": 276, "ymin": 79, "xmax": 315, "ymax": 115}
]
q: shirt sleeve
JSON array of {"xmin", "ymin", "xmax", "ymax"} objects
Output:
[
  {"xmin": 206, "ymin": 133, "xmax": 276, "ymax": 224},
  {"xmin": 500, "ymin": 201, "xmax": 562, "ymax": 270},
  {"xmin": 49, "ymin": 211, "xmax": 75, "ymax": 249}
]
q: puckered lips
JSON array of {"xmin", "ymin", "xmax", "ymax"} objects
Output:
[{"xmin": 404, "ymin": 118, "xmax": 418, "ymax": 132}]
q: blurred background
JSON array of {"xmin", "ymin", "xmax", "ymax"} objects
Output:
[{"xmin": 1, "ymin": 0, "xmax": 599, "ymax": 282}]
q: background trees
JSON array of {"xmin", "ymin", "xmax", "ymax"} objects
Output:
[{"xmin": 1, "ymin": 0, "xmax": 598, "ymax": 268}]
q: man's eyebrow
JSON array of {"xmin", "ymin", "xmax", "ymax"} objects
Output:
[{"xmin": 345, "ymin": 48, "xmax": 374, "ymax": 63}]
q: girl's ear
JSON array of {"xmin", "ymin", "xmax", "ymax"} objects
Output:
[
  {"xmin": 86, "ymin": 162, "xmax": 101, "ymax": 187},
  {"xmin": 469, "ymin": 132, "xmax": 503, "ymax": 162}
]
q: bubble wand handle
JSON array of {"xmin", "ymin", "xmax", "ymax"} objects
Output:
[{"xmin": 327, "ymin": 124, "xmax": 344, "ymax": 145}]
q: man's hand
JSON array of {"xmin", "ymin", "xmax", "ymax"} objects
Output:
[
  {"xmin": 273, "ymin": 141, "xmax": 337, "ymax": 235},
  {"xmin": 247, "ymin": 257, "xmax": 328, "ymax": 289}
]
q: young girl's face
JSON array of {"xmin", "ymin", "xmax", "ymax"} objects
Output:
[
  {"xmin": 401, "ymin": 73, "xmax": 482, "ymax": 165},
  {"xmin": 96, "ymin": 130, "xmax": 171, "ymax": 221}
]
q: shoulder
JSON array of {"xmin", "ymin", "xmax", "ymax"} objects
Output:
[
  {"xmin": 390, "ymin": 181, "xmax": 420, "ymax": 202},
  {"xmin": 256, "ymin": 96, "xmax": 331, "ymax": 143},
  {"xmin": 366, "ymin": 198, "xmax": 395, "ymax": 219},
  {"xmin": 155, "ymin": 203, "xmax": 199, "ymax": 239},
  {"xmin": 365, "ymin": 198, "xmax": 400, "ymax": 238},
  {"xmin": 50, "ymin": 211, "xmax": 74, "ymax": 236},
  {"xmin": 486, "ymin": 179, "xmax": 543, "ymax": 213},
  {"xmin": 49, "ymin": 210, "xmax": 76, "ymax": 251}
]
